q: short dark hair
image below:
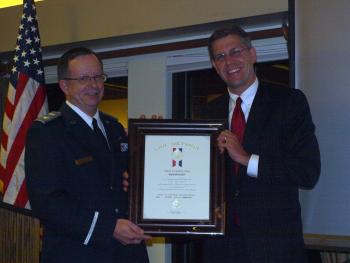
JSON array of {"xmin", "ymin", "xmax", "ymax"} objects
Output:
[
  {"xmin": 57, "ymin": 47, "xmax": 103, "ymax": 80},
  {"xmin": 208, "ymin": 25, "xmax": 252, "ymax": 60}
]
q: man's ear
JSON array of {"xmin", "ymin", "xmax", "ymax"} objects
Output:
[{"xmin": 59, "ymin": 80, "xmax": 69, "ymax": 95}]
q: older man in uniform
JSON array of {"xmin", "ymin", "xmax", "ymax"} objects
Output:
[{"xmin": 25, "ymin": 47, "xmax": 150, "ymax": 263}]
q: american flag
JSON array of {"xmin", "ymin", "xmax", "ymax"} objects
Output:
[{"xmin": 0, "ymin": 0, "xmax": 48, "ymax": 208}]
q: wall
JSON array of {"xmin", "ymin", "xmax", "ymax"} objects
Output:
[
  {"xmin": 128, "ymin": 55, "xmax": 170, "ymax": 118},
  {"xmin": 296, "ymin": 0, "xmax": 350, "ymax": 247},
  {"xmin": 99, "ymin": 99, "xmax": 128, "ymax": 128},
  {"xmin": 0, "ymin": 0, "xmax": 287, "ymax": 52}
]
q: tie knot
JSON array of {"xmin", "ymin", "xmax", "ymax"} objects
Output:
[{"xmin": 236, "ymin": 97, "xmax": 242, "ymax": 106}]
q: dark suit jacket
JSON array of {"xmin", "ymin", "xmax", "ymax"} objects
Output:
[
  {"xmin": 200, "ymin": 83, "xmax": 321, "ymax": 263},
  {"xmin": 25, "ymin": 103, "xmax": 149, "ymax": 263}
]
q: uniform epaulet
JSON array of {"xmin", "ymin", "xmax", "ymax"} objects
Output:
[{"xmin": 36, "ymin": 111, "xmax": 61, "ymax": 124}]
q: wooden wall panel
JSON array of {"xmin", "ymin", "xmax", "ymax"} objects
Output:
[{"xmin": 0, "ymin": 206, "xmax": 40, "ymax": 263}]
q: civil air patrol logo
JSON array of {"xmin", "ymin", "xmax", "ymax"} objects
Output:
[{"xmin": 172, "ymin": 148, "xmax": 183, "ymax": 167}]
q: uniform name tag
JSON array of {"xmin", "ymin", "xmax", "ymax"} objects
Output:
[{"xmin": 74, "ymin": 156, "xmax": 93, "ymax": 166}]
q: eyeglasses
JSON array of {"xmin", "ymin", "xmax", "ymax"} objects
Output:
[
  {"xmin": 63, "ymin": 74, "xmax": 107, "ymax": 85},
  {"xmin": 213, "ymin": 47, "xmax": 251, "ymax": 63}
]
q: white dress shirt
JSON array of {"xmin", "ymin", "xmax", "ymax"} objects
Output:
[
  {"xmin": 227, "ymin": 79, "xmax": 259, "ymax": 178},
  {"xmin": 65, "ymin": 101, "xmax": 107, "ymax": 139}
]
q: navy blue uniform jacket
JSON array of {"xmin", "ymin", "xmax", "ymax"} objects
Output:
[
  {"xmin": 200, "ymin": 84, "xmax": 321, "ymax": 263},
  {"xmin": 25, "ymin": 103, "xmax": 149, "ymax": 263}
]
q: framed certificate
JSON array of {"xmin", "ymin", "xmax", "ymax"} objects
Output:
[{"xmin": 128, "ymin": 119, "xmax": 226, "ymax": 236}]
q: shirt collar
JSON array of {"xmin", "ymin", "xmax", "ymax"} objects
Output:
[
  {"xmin": 65, "ymin": 100, "xmax": 101, "ymax": 128},
  {"xmin": 228, "ymin": 78, "xmax": 259, "ymax": 106}
]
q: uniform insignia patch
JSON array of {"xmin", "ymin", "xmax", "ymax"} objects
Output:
[
  {"xmin": 120, "ymin": 143, "xmax": 128, "ymax": 152},
  {"xmin": 36, "ymin": 111, "xmax": 61, "ymax": 124}
]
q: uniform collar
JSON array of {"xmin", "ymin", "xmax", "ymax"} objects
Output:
[{"xmin": 65, "ymin": 101, "xmax": 102, "ymax": 129}]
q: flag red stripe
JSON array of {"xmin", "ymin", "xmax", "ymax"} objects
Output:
[
  {"xmin": 1, "ymin": 132, "xmax": 8, "ymax": 151},
  {"xmin": 2, "ymin": 74, "xmax": 30, "ymax": 179},
  {"xmin": 15, "ymin": 179, "xmax": 29, "ymax": 207},
  {"xmin": 2, "ymin": 84, "xmax": 46, "ymax": 191},
  {"xmin": 14, "ymin": 74, "xmax": 30, "ymax": 107},
  {"xmin": 4, "ymin": 97, "xmax": 15, "ymax": 122},
  {"xmin": 4, "ymin": 75, "xmax": 29, "ymax": 120},
  {"xmin": 0, "ymin": 166, "xmax": 5, "ymax": 180}
]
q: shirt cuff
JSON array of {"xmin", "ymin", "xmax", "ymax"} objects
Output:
[{"xmin": 247, "ymin": 154, "xmax": 259, "ymax": 178}]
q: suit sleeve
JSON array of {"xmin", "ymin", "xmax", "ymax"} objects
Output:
[
  {"xmin": 25, "ymin": 123, "xmax": 117, "ymax": 247},
  {"xmin": 257, "ymin": 89, "xmax": 321, "ymax": 188}
]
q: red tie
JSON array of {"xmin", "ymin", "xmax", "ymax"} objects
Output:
[
  {"xmin": 230, "ymin": 97, "xmax": 245, "ymax": 226},
  {"xmin": 230, "ymin": 97, "xmax": 246, "ymax": 173}
]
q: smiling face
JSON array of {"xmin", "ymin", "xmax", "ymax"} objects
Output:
[
  {"xmin": 211, "ymin": 34, "xmax": 257, "ymax": 95},
  {"xmin": 59, "ymin": 54, "xmax": 104, "ymax": 116}
]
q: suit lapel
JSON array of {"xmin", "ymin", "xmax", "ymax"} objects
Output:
[
  {"xmin": 100, "ymin": 114, "xmax": 117, "ymax": 155},
  {"xmin": 243, "ymin": 84, "xmax": 270, "ymax": 151},
  {"xmin": 60, "ymin": 103, "xmax": 94, "ymax": 148},
  {"xmin": 60, "ymin": 104, "xmax": 112, "ymax": 171},
  {"xmin": 223, "ymin": 94, "xmax": 230, "ymax": 128},
  {"xmin": 216, "ymin": 94, "xmax": 230, "ymax": 128}
]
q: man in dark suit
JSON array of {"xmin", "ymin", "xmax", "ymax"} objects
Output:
[
  {"xmin": 200, "ymin": 26, "xmax": 321, "ymax": 263},
  {"xmin": 25, "ymin": 47, "xmax": 151, "ymax": 263}
]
